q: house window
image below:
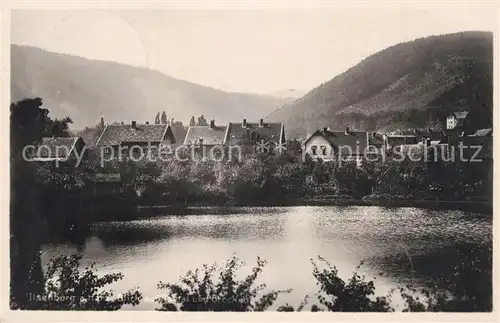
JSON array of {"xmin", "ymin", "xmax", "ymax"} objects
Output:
[
  {"xmin": 250, "ymin": 132, "xmax": 258, "ymax": 141},
  {"xmin": 311, "ymin": 145, "xmax": 317, "ymax": 155},
  {"xmin": 320, "ymin": 145, "xmax": 327, "ymax": 156},
  {"xmin": 104, "ymin": 147, "xmax": 113, "ymax": 155}
]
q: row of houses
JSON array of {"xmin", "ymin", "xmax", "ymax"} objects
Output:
[
  {"xmin": 304, "ymin": 126, "xmax": 493, "ymax": 163},
  {"xmin": 32, "ymin": 110, "xmax": 492, "ymax": 165},
  {"xmin": 303, "ymin": 110, "xmax": 492, "ymax": 163},
  {"xmin": 28, "ymin": 117, "xmax": 286, "ymax": 164}
]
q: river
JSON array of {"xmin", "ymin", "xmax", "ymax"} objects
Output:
[{"xmin": 40, "ymin": 206, "xmax": 492, "ymax": 311}]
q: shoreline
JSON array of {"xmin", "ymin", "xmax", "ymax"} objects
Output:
[{"xmin": 133, "ymin": 198, "xmax": 492, "ymax": 218}]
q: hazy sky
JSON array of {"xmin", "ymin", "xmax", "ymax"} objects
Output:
[{"xmin": 11, "ymin": 3, "xmax": 497, "ymax": 94}]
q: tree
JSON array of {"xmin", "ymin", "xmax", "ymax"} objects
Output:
[
  {"xmin": 10, "ymin": 97, "xmax": 77, "ymax": 309},
  {"xmin": 197, "ymin": 115, "xmax": 208, "ymax": 126},
  {"xmin": 45, "ymin": 117, "xmax": 73, "ymax": 137},
  {"xmin": 10, "ymin": 98, "xmax": 50, "ymax": 308},
  {"xmin": 155, "ymin": 112, "xmax": 160, "ymax": 124},
  {"xmin": 333, "ymin": 161, "xmax": 371, "ymax": 198},
  {"xmin": 161, "ymin": 111, "xmax": 168, "ymax": 124},
  {"xmin": 189, "ymin": 116, "xmax": 196, "ymax": 126}
]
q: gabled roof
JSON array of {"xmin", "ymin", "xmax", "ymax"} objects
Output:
[
  {"xmin": 453, "ymin": 111, "xmax": 469, "ymax": 119},
  {"xmin": 183, "ymin": 125, "xmax": 228, "ymax": 146},
  {"xmin": 170, "ymin": 123, "xmax": 188, "ymax": 144},
  {"xmin": 32, "ymin": 137, "xmax": 82, "ymax": 160},
  {"xmin": 306, "ymin": 129, "xmax": 368, "ymax": 154},
  {"xmin": 95, "ymin": 123, "xmax": 172, "ymax": 146},
  {"xmin": 225, "ymin": 122, "xmax": 284, "ymax": 146}
]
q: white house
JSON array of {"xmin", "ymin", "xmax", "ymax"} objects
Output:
[{"xmin": 303, "ymin": 127, "xmax": 371, "ymax": 166}]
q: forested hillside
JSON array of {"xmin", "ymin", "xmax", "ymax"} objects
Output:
[{"xmin": 267, "ymin": 31, "xmax": 493, "ymax": 138}]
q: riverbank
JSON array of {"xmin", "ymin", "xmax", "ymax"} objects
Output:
[
  {"xmin": 133, "ymin": 198, "xmax": 492, "ymax": 219},
  {"xmin": 304, "ymin": 197, "xmax": 492, "ymax": 214}
]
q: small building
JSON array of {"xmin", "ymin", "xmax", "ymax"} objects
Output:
[
  {"xmin": 303, "ymin": 127, "xmax": 369, "ymax": 165},
  {"xmin": 30, "ymin": 136, "xmax": 86, "ymax": 163},
  {"xmin": 384, "ymin": 129, "xmax": 447, "ymax": 151},
  {"xmin": 225, "ymin": 119, "xmax": 285, "ymax": 154},
  {"xmin": 446, "ymin": 111, "xmax": 469, "ymax": 130},
  {"xmin": 183, "ymin": 118, "xmax": 285, "ymax": 156},
  {"xmin": 95, "ymin": 120, "xmax": 176, "ymax": 159}
]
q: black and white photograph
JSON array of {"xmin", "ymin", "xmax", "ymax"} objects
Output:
[{"xmin": 6, "ymin": 1, "xmax": 496, "ymax": 315}]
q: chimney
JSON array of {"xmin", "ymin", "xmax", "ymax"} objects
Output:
[
  {"xmin": 210, "ymin": 119, "xmax": 215, "ymax": 128},
  {"xmin": 323, "ymin": 127, "xmax": 328, "ymax": 132},
  {"xmin": 242, "ymin": 119, "xmax": 247, "ymax": 128},
  {"xmin": 199, "ymin": 138, "xmax": 204, "ymax": 146},
  {"xmin": 146, "ymin": 121, "xmax": 149, "ymax": 125},
  {"xmin": 132, "ymin": 121, "xmax": 137, "ymax": 129},
  {"xmin": 259, "ymin": 119, "xmax": 264, "ymax": 127},
  {"xmin": 345, "ymin": 127, "xmax": 350, "ymax": 135},
  {"xmin": 100, "ymin": 117, "xmax": 104, "ymax": 129},
  {"xmin": 121, "ymin": 121, "xmax": 124, "ymax": 125}
]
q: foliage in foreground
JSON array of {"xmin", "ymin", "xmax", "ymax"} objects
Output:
[
  {"xmin": 155, "ymin": 255, "xmax": 291, "ymax": 311},
  {"xmin": 311, "ymin": 257, "xmax": 393, "ymax": 311},
  {"xmin": 16, "ymin": 246, "xmax": 491, "ymax": 312},
  {"xmin": 22, "ymin": 254, "xmax": 142, "ymax": 310}
]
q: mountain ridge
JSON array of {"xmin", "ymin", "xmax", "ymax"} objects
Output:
[
  {"xmin": 11, "ymin": 45, "xmax": 291, "ymax": 129},
  {"xmin": 267, "ymin": 31, "xmax": 493, "ymax": 137}
]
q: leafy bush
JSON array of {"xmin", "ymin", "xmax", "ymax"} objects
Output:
[
  {"xmin": 311, "ymin": 256, "xmax": 393, "ymax": 312},
  {"xmin": 26, "ymin": 254, "xmax": 142, "ymax": 310},
  {"xmin": 155, "ymin": 255, "xmax": 291, "ymax": 311}
]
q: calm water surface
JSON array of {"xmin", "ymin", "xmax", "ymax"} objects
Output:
[{"xmin": 41, "ymin": 206, "xmax": 492, "ymax": 310}]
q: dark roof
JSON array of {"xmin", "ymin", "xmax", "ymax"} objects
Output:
[
  {"xmin": 96, "ymin": 123, "xmax": 171, "ymax": 146},
  {"xmin": 183, "ymin": 125, "xmax": 228, "ymax": 145},
  {"xmin": 170, "ymin": 123, "xmax": 187, "ymax": 144},
  {"xmin": 34, "ymin": 137, "xmax": 81, "ymax": 159},
  {"xmin": 393, "ymin": 129, "xmax": 446, "ymax": 143},
  {"xmin": 453, "ymin": 111, "xmax": 469, "ymax": 119},
  {"xmin": 470, "ymin": 128, "xmax": 492, "ymax": 137},
  {"xmin": 308, "ymin": 130, "xmax": 368, "ymax": 154},
  {"xmin": 226, "ymin": 122, "xmax": 284, "ymax": 146}
]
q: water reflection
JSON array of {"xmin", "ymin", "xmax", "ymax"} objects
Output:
[{"xmin": 41, "ymin": 206, "xmax": 491, "ymax": 310}]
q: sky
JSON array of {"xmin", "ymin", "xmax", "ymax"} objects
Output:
[{"xmin": 11, "ymin": 3, "xmax": 498, "ymax": 94}]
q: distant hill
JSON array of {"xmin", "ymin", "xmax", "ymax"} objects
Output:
[
  {"xmin": 11, "ymin": 45, "xmax": 289, "ymax": 130},
  {"xmin": 267, "ymin": 31, "xmax": 493, "ymax": 138},
  {"xmin": 267, "ymin": 89, "xmax": 306, "ymax": 99}
]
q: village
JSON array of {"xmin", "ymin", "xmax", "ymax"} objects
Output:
[
  {"xmin": 32, "ymin": 109, "xmax": 492, "ymax": 163},
  {"xmin": 20, "ymin": 105, "xmax": 491, "ymax": 217}
]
